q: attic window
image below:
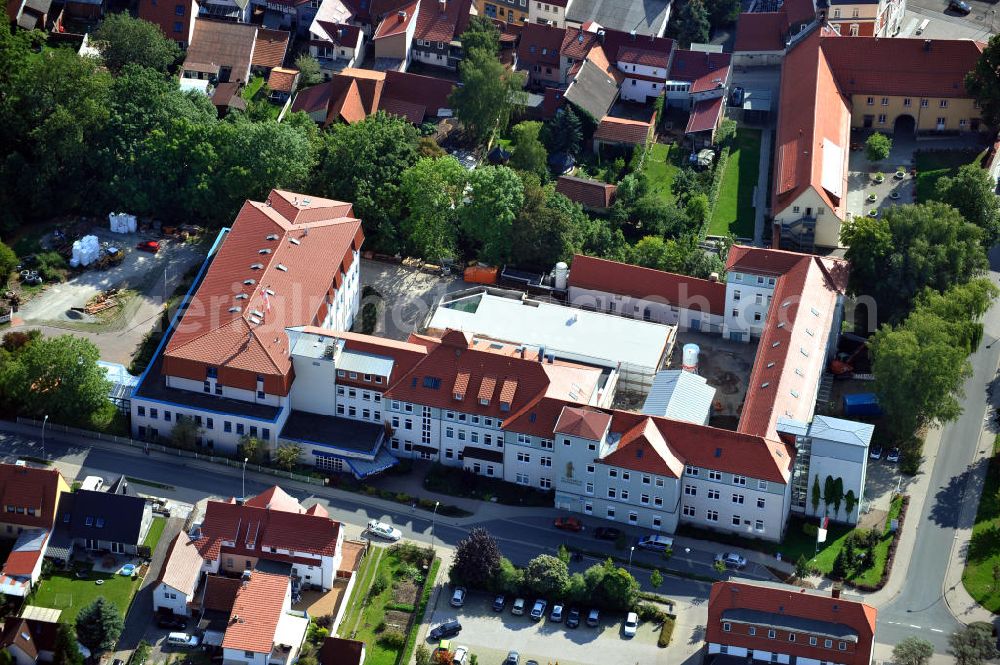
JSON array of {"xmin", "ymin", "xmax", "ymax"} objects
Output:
[
  {"xmin": 714, "ymin": 447, "xmax": 722, "ymax": 458},
  {"xmin": 423, "ymin": 377, "xmax": 442, "ymax": 389},
  {"xmin": 96, "ymin": 518, "xmax": 105, "ymax": 528},
  {"xmin": 782, "ymin": 301, "xmax": 792, "ymax": 308},
  {"xmin": 265, "ymin": 289, "xmax": 276, "ymax": 296},
  {"xmin": 766, "ymin": 361, "xmax": 775, "ymax": 368},
  {"xmin": 806, "ymin": 328, "xmax": 815, "ymax": 336},
  {"xmin": 251, "ymin": 310, "xmax": 264, "ymax": 318},
  {"xmin": 235, "ymin": 293, "xmax": 249, "ymax": 300},
  {"xmin": 266, "ymin": 234, "xmax": 279, "ymax": 240},
  {"xmin": 761, "ymin": 382, "xmax": 770, "ymax": 388},
  {"xmin": 63, "ymin": 513, "xmax": 70, "ymax": 523},
  {"xmin": 276, "ymin": 263, "xmax": 288, "ymax": 271},
  {"xmin": 811, "ymin": 307, "xmax": 821, "ymax": 316},
  {"xmin": 251, "ymin": 263, "xmax": 264, "ymax": 270},
  {"xmin": 290, "ymin": 237, "xmax": 301, "ymax": 245},
  {"xmin": 244, "ymin": 279, "xmax": 256, "ymax": 285},
  {"xmin": 480, "ymin": 398, "xmax": 489, "ymax": 406},
  {"xmin": 636, "ymin": 448, "xmax": 644, "ymax": 458},
  {"xmin": 771, "ymin": 341, "xmax": 780, "ymax": 348},
  {"xmin": 454, "ymin": 392, "xmax": 464, "ymax": 401},
  {"xmin": 795, "ymin": 368, "xmax": 804, "ymax": 377},
  {"xmin": 791, "ymin": 389, "xmax": 800, "ymax": 398},
  {"xmin": 85, "ymin": 517, "xmax": 93, "ymax": 526},
  {"xmin": 228, "ymin": 307, "xmax": 242, "ymax": 313},
  {"xmin": 259, "ymin": 249, "xmax": 272, "ymax": 254},
  {"xmin": 249, "ymin": 315, "xmax": 262, "ymax": 325},
  {"xmin": 777, "ymin": 322, "xmax": 786, "ymax": 328},
  {"xmin": 529, "ymin": 413, "xmax": 537, "ymax": 422},
  {"xmin": 800, "ymin": 347, "xmax": 810, "ymax": 357}
]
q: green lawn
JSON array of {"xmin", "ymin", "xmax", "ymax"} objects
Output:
[
  {"xmin": 914, "ymin": 149, "xmax": 985, "ymax": 201},
  {"xmin": 963, "ymin": 436, "xmax": 1000, "ymax": 612},
  {"xmin": 643, "ymin": 142, "xmax": 684, "ymax": 206},
  {"xmin": 241, "ymin": 75, "xmax": 266, "ymax": 101},
  {"xmin": 143, "ymin": 516, "xmax": 167, "ymax": 552},
  {"xmin": 709, "ymin": 128, "xmax": 762, "ymax": 238},
  {"xmin": 32, "ymin": 567, "xmax": 141, "ymax": 624}
]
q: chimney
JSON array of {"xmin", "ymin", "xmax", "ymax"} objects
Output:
[
  {"xmin": 629, "ymin": 29, "xmax": 636, "ymax": 40},
  {"xmin": 924, "ymin": 39, "xmax": 931, "ymax": 51},
  {"xmin": 397, "ymin": 9, "xmax": 407, "ymax": 20},
  {"xmin": 709, "ymin": 271, "xmax": 720, "ymax": 282},
  {"xmin": 439, "ymin": 0, "xmax": 446, "ymax": 12},
  {"xmin": 831, "ymin": 586, "xmax": 841, "ymax": 599},
  {"xmin": 537, "ymin": 346, "xmax": 546, "ymax": 361}
]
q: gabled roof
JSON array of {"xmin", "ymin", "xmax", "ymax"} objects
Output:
[
  {"xmin": 415, "ymin": 0, "xmax": 471, "ymax": 44},
  {"xmin": 381, "ymin": 69, "xmax": 455, "ymax": 118},
  {"xmin": 669, "ymin": 50, "xmax": 730, "ymax": 91},
  {"xmin": 373, "ymin": 0, "xmax": 418, "ymax": 38},
  {"xmin": 554, "ymin": 406, "xmax": 612, "ymax": 440},
  {"xmin": 733, "ymin": 12, "xmax": 789, "ymax": 52},
  {"xmin": 138, "ymin": 0, "xmax": 194, "ymax": 43},
  {"xmin": 268, "ymin": 67, "xmax": 299, "ymax": 93},
  {"xmin": 184, "ymin": 19, "xmax": 258, "ymax": 83},
  {"xmin": 567, "ymin": 254, "xmax": 727, "ymax": 315},
  {"xmin": 686, "ymin": 96, "xmax": 724, "ymax": 134},
  {"xmin": 252, "ymin": 28, "xmax": 290, "ymax": 69},
  {"xmin": 203, "ymin": 575, "xmax": 242, "ymax": 612},
  {"xmin": 222, "ymin": 570, "xmax": 289, "ymax": 653},
  {"xmin": 600, "ymin": 416, "xmax": 685, "ymax": 478},
  {"xmin": 781, "ymin": 0, "xmax": 816, "ymax": 26},
  {"xmin": 517, "ymin": 22, "xmax": 564, "ymax": 67},
  {"xmin": 291, "ymin": 81, "xmax": 334, "ymax": 115},
  {"xmin": 2, "ymin": 529, "xmax": 48, "ymax": 577},
  {"xmin": 158, "ymin": 533, "xmax": 204, "ymax": 594},
  {"xmin": 598, "ymin": 28, "xmax": 674, "ymax": 67},
  {"xmin": 617, "ymin": 45, "xmax": 670, "ymax": 69},
  {"xmin": 244, "ymin": 486, "xmax": 304, "ymax": 512},
  {"xmin": 555, "ymin": 176, "xmax": 617, "ymax": 210},
  {"xmin": 320, "ymin": 637, "xmax": 365, "ymax": 665},
  {"xmin": 163, "ymin": 190, "xmax": 362, "ymax": 383},
  {"xmin": 564, "ymin": 58, "xmax": 620, "ymax": 120},
  {"xmin": 592, "ymin": 114, "xmax": 654, "ymax": 145},
  {"xmin": 0, "ymin": 463, "xmax": 65, "ymax": 529},
  {"xmin": 312, "ymin": 20, "xmax": 362, "ymax": 46},
  {"xmin": 55, "ymin": 490, "xmax": 148, "ymax": 545},
  {"xmin": 561, "ymin": 27, "xmax": 599, "ymax": 60},
  {"xmin": 707, "ymin": 581, "xmax": 876, "ymax": 665},
  {"xmin": 0, "ymin": 617, "xmax": 58, "ymax": 660}
]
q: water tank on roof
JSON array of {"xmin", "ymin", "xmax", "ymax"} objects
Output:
[
  {"xmin": 554, "ymin": 261, "xmax": 569, "ymax": 290},
  {"xmin": 682, "ymin": 343, "xmax": 700, "ymax": 373}
]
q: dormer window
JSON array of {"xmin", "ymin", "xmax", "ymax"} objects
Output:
[
  {"xmin": 480, "ymin": 398, "xmax": 489, "ymax": 406},
  {"xmin": 454, "ymin": 392, "xmax": 464, "ymax": 401},
  {"xmin": 500, "ymin": 401, "xmax": 511, "ymax": 412},
  {"xmin": 85, "ymin": 517, "xmax": 94, "ymax": 526}
]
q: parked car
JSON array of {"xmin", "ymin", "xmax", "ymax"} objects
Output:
[
  {"xmin": 586, "ymin": 609, "xmax": 600, "ymax": 627},
  {"xmin": 136, "ymin": 240, "xmax": 160, "ymax": 254},
  {"xmin": 452, "ymin": 646, "xmax": 469, "ymax": 665},
  {"xmin": 553, "ymin": 516, "xmax": 584, "ymax": 532},
  {"xmin": 715, "ymin": 552, "xmax": 748, "ymax": 570},
  {"xmin": 504, "ymin": 651, "xmax": 520, "ymax": 665},
  {"xmin": 525, "ymin": 661, "xmax": 539, "ymax": 665},
  {"xmin": 511, "ymin": 598, "xmax": 526, "ymax": 616},
  {"xmin": 530, "ymin": 599, "xmax": 547, "ymax": 621},
  {"xmin": 594, "ymin": 527, "xmax": 622, "ymax": 541},
  {"xmin": 493, "ymin": 594, "xmax": 506, "ymax": 612},
  {"xmin": 636, "ymin": 534, "xmax": 673, "ymax": 552},
  {"xmin": 450, "ymin": 587, "xmax": 467, "ymax": 608},
  {"xmin": 869, "ymin": 445, "xmax": 883, "ymax": 460},
  {"xmin": 156, "ymin": 614, "xmax": 187, "ymax": 630},
  {"xmin": 550, "ymin": 603, "xmax": 564, "ymax": 622},
  {"xmin": 887, "ymin": 447, "xmax": 900, "ymax": 463},
  {"xmin": 429, "ymin": 619, "xmax": 462, "ymax": 640},
  {"xmin": 566, "ymin": 607, "xmax": 581, "ymax": 628},
  {"xmin": 366, "ymin": 520, "xmax": 402, "ymax": 541},
  {"xmin": 948, "ymin": 0, "xmax": 971, "ymax": 13},
  {"xmin": 166, "ymin": 632, "xmax": 200, "ymax": 648},
  {"xmin": 623, "ymin": 612, "xmax": 639, "ymax": 638}
]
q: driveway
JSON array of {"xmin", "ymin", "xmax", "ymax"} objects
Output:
[{"xmin": 424, "ymin": 590, "xmax": 663, "ymax": 665}]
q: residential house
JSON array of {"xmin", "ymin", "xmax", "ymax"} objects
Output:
[
  {"xmin": 48, "ymin": 489, "xmax": 153, "ymax": 562},
  {"xmin": 561, "ymin": 45, "xmax": 622, "ymax": 121},
  {"xmin": 251, "ymin": 27, "xmax": 291, "ymax": 75},
  {"xmin": 130, "ymin": 188, "xmax": 363, "ymax": 454},
  {"xmin": 0, "ymin": 530, "xmax": 50, "ymax": 598},
  {"xmin": 517, "ymin": 22, "xmax": 565, "ymax": 87},
  {"xmin": 220, "ymin": 569, "xmax": 309, "ymax": 665},
  {"xmin": 268, "ymin": 67, "xmax": 300, "ymax": 102},
  {"xmin": 138, "ymin": 0, "xmax": 198, "ymax": 47},
  {"xmin": 181, "ymin": 19, "xmax": 259, "ymax": 84},
  {"xmin": 371, "ymin": 1, "xmax": 419, "ymax": 70},
  {"xmin": 252, "ymin": 0, "xmax": 320, "ymax": 36},
  {"xmin": 154, "ymin": 533, "xmax": 205, "ymax": 617},
  {"xmin": 477, "ymin": 0, "xmax": 527, "ymax": 24},
  {"xmin": 528, "ymin": 0, "xmax": 568, "ymax": 27},
  {"xmin": 319, "ymin": 637, "xmax": 365, "ymax": 665},
  {"xmin": 555, "ymin": 176, "xmax": 617, "ymax": 212},
  {"xmin": 771, "ymin": 31, "xmax": 984, "ymax": 250},
  {"xmin": 309, "ymin": 18, "xmax": 366, "ymax": 74},
  {"xmin": 0, "ymin": 617, "xmax": 58, "ymax": 665},
  {"xmin": 212, "ymin": 81, "xmax": 249, "ymax": 115},
  {"xmin": 732, "ymin": 12, "xmax": 790, "ymax": 67},
  {"xmin": 411, "ymin": 0, "xmax": 472, "ymax": 70},
  {"xmin": 706, "ymin": 580, "xmax": 877, "ymax": 665},
  {"xmin": 0, "ymin": 464, "xmax": 69, "ymax": 597},
  {"xmin": 591, "ymin": 113, "xmax": 656, "ymax": 153},
  {"xmin": 7, "ymin": 0, "xmax": 51, "ymax": 30}
]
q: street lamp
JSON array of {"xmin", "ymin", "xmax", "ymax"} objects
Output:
[
  {"xmin": 628, "ymin": 546, "xmax": 635, "ymax": 572},
  {"xmin": 41, "ymin": 415, "xmax": 49, "ymax": 459},
  {"xmin": 430, "ymin": 500, "xmax": 440, "ymax": 551},
  {"xmin": 241, "ymin": 457, "xmax": 248, "ymax": 500}
]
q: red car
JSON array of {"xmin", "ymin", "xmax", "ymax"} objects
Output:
[
  {"xmin": 553, "ymin": 517, "xmax": 584, "ymax": 532},
  {"xmin": 136, "ymin": 240, "xmax": 160, "ymax": 253}
]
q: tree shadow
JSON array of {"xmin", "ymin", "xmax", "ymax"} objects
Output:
[{"xmin": 928, "ymin": 457, "xmax": 989, "ymax": 529}]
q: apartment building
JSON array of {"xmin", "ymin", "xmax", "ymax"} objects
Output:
[
  {"xmin": 826, "ymin": 0, "xmax": 905, "ymax": 37},
  {"xmin": 707, "ymin": 580, "xmax": 877, "ymax": 665}
]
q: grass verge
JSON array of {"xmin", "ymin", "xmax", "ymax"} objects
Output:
[
  {"xmin": 142, "ymin": 516, "xmax": 167, "ymax": 552},
  {"xmin": 962, "ymin": 434, "xmax": 1000, "ymax": 612},
  {"xmin": 914, "ymin": 149, "xmax": 984, "ymax": 202},
  {"xmin": 708, "ymin": 128, "xmax": 761, "ymax": 238}
]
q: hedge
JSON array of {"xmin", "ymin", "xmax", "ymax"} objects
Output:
[{"xmin": 657, "ymin": 615, "xmax": 676, "ymax": 648}]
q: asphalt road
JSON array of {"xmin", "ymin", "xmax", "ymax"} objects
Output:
[
  {"xmin": 904, "ymin": 0, "xmax": 999, "ymax": 33},
  {"xmin": 874, "ymin": 248, "xmax": 1000, "ymax": 651}
]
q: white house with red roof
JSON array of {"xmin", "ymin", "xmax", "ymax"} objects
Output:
[{"xmin": 220, "ymin": 568, "xmax": 309, "ymax": 665}]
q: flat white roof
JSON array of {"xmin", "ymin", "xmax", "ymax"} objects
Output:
[{"xmin": 428, "ymin": 291, "xmax": 674, "ymax": 370}]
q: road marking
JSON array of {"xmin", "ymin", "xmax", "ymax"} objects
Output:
[
  {"xmin": 909, "ymin": 624, "xmax": 921, "ymax": 629},
  {"xmin": 930, "ymin": 628, "xmax": 944, "ymax": 633}
]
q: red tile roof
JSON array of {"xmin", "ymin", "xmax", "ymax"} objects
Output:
[
  {"xmin": 203, "ymin": 575, "xmax": 242, "ymax": 612},
  {"xmin": 599, "ymin": 28, "xmax": 674, "ymax": 68},
  {"xmin": 252, "ymin": 28, "xmax": 290, "ymax": 69},
  {"xmin": 314, "ymin": 20, "xmax": 362, "ymax": 46},
  {"xmin": 729, "ymin": 247, "xmax": 849, "ymax": 440},
  {"xmin": 669, "ymin": 49, "xmax": 730, "ymax": 91},
  {"xmin": 320, "ymin": 637, "xmax": 365, "ymax": 665},
  {"xmin": 616, "ymin": 45, "xmax": 670, "ymax": 69},
  {"xmin": 0, "ymin": 618, "xmax": 58, "ymax": 660},
  {"xmin": 138, "ymin": 0, "xmax": 194, "ymax": 44},
  {"xmin": 733, "ymin": 12, "xmax": 788, "ymax": 52},
  {"xmin": 193, "ymin": 494, "xmax": 342, "ymax": 561},
  {"xmin": 554, "ymin": 407, "xmax": 611, "ymax": 440},
  {"xmin": 567, "ymin": 254, "xmax": 727, "ymax": 315},
  {"xmin": 600, "ymin": 416, "xmax": 684, "ymax": 477},
  {"xmin": 244, "ymin": 485, "xmax": 303, "ymax": 512},
  {"xmin": 3, "ymin": 541, "xmax": 44, "ymax": 576},
  {"xmin": 330, "ymin": 77, "xmax": 369, "ymax": 124},
  {"xmin": 381, "ymin": 69, "xmax": 455, "ymax": 117},
  {"xmin": 686, "ymin": 95, "xmax": 724, "ymax": 134},
  {"xmin": 561, "ymin": 27, "xmax": 599, "ymax": 60},
  {"xmin": 379, "ymin": 97, "xmax": 426, "ymax": 123},
  {"xmin": 555, "ymin": 176, "xmax": 617, "ymax": 210},
  {"xmin": 158, "ymin": 533, "xmax": 204, "ymax": 593},
  {"xmin": 0, "ymin": 463, "xmax": 65, "ymax": 529},
  {"xmin": 374, "ymin": 0, "xmax": 418, "ymax": 38},
  {"xmin": 592, "ymin": 115, "xmax": 654, "ymax": 145},
  {"xmin": 517, "ymin": 22, "xmax": 565, "ymax": 67},
  {"xmin": 222, "ymin": 570, "xmax": 289, "ymax": 653},
  {"xmin": 292, "ymin": 82, "xmax": 334, "ymax": 115},
  {"xmin": 782, "ymin": 0, "xmax": 816, "ymax": 26},
  {"xmin": 162, "ymin": 190, "xmax": 362, "ymax": 391},
  {"xmin": 707, "ymin": 581, "xmax": 876, "ymax": 665},
  {"xmin": 267, "ymin": 67, "xmax": 299, "ymax": 93},
  {"xmin": 415, "ymin": 0, "xmax": 471, "ymax": 44}
]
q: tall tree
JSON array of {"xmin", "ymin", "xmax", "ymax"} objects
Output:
[
  {"xmin": 400, "ymin": 156, "xmax": 468, "ymax": 261},
  {"xmin": 451, "ymin": 528, "xmax": 502, "ymax": 589},
  {"xmin": 674, "ymin": 0, "xmax": 711, "ymax": 47},
  {"xmin": 509, "ymin": 121, "xmax": 549, "ymax": 180},
  {"xmin": 544, "ymin": 106, "xmax": 583, "ymax": 157},
  {"xmin": 75, "ymin": 598, "xmax": 124, "ymax": 653},
  {"xmin": 934, "ymin": 164, "xmax": 1000, "ymax": 246},
  {"xmin": 523, "ymin": 554, "xmax": 570, "ymax": 598},
  {"xmin": 0, "ymin": 241, "xmax": 17, "ymax": 279},
  {"xmin": 864, "ymin": 132, "xmax": 892, "ymax": 162},
  {"xmin": 459, "ymin": 16, "xmax": 501, "ymax": 56},
  {"xmin": 295, "ymin": 53, "xmax": 323, "ymax": 89},
  {"xmin": 53, "ymin": 625, "xmax": 84, "ymax": 665},
  {"xmin": 949, "ymin": 623, "xmax": 999, "ymax": 665},
  {"xmin": 841, "ymin": 203, "xmax": 988, "ymax": 324},
  {"xmin": 450, "ymin": 48, "xmax": 527, "ymax": 145},
  {"xmin": 92, "ymin": 13, "xmax": 181, "ymax": 73},
  {"xmin": 704, "ymin": 0, "xmax": 739, "ymax": 26},
  {"xmin": 893, "ymin": 637, "xmax": 935, "ymax": 665},
  {"xmin": 965, "ymin": 34, "xmax": 1000, "ymax": 129},
  {"xmin": 313, "ymin": 112, "xmax": 420, "ymax": 251},
  {"xmin": 459, "ymin": 166, "xmax": 525, "ymax": 265}
]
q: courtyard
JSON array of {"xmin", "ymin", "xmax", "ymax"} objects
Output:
[
  {"xmin": 666, "ymin": 329, "xmax": 759, "ymax": 428},
  {"xmin": 31, "ymin": 560, "xmax": 142, "ymax": 623}
]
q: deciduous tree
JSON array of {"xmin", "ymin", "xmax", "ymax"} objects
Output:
[
  {"xmin": 949, "ymin": 623, "xmax": 999, "ymax": 665},
  {"xmin": 459, "ymin": 16, "xmax": 501, "ymax": 56},
  {"xmin": 864, "ymin": 132, "xmax": 892, "ymax": 163},
  {"xmin": 459, "ymin": 166, "xmax": 525, "ymax": 265},
  {"xmin": 934, "ymin": 164, "xmax": 1000, "ymax": 246},
  {"xmin": 893, "ymin": 637, "xmax": 934, "ymax": 665},
  {"xmin": 451, "ymin": 527, "xmax": 502, "ymax": 589},
  {"xmin": 450, "ymin": 48, "xmax": 526, "ymax": 145},
  {"xmin": 92, "ymin": 13, "xmax": 181, "ymax": 73},
  {"xmin": 400, "ymin": 156, "xmax": 468, "ymax": 261},
  {"xmin": 295, "ymin": 53, "xmax": 323, "ymax": 89},
  {"xmin": 274, "ymin": 442, "xmax": 303, "ymax": 470},
  {"xmin": 673, "ymin": 0, "xmax": 710, "ymax": 47},
  {"xmin": 524, "ymin": 554, "xmax": 569, "ymax": 598},
  {"xmin": 509, "ymin": 121, "xmax": 549, "ymax": 180},
  {"xmin": 965, "ymin": 34, "xmax": 1000, "ymax": 128}
]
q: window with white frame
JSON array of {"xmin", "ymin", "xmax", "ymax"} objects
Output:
[
  {"xmin": 732, "ymin": 493, "xmax": 744, "ymax": 504},
  {"xmin": 757, "ymin": 497, "xmax": 766, "ymax": 509},
  {"xmin": 707, "ymin": 510, "xmax": 718, "ymax": 522},
  {"xmin": 732, "ymin": 515, "xmax": 741, "ymax": 526},
  {"xmin": 517, "ymin": 452, "xmax": 530, "ymax": 463},
  {"xmin": 682, "ymin": 505, "xmax": 695, "ymax": 517},
  {"xmin": 757, "ymin": 479, "xmax": 767, "ymax": 490},
  {"xmin": 709, "ymin": 470, "xmax": 721, "ymax": 480},
  {"xmin": 733, "ymin": 475, "xmax": 746, "ymax": 486},
  {"xmin": 684, "ymin": 485, "xmax": 697, "ymax": 496},
  {"xmin": 540, "ymin": 478, "xmax": 551, "ymax": 489},
  {"xmin": 708, "ymin": 489, "xmax": 720, "ymax": 500}
]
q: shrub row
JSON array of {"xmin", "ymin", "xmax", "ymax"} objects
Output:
[
  {"xmin": 845, "ymin": 494, "xmax": 909, "ymax": 592},
  {"xmin": 657, "ymin": 615, "xmax": 676, "ymax": 648}
]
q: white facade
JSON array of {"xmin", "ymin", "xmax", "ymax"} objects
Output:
[
  {"xmin": 678, "ymin": 466, "xmax": 791, "ymax": 540},
  {"xmin": 566, "ymin": 285, "xmax": 724, "ymax": 333},
  {"xmin": 721, "ymin": 271, "xmax": 777, "ymax": 342},
  {"xmin": 529, "ymin": 0, "xmax": 568, "ymax": 26},
  {"xmin": 618, "ymin": 62, "xmax": 669, "ymax": 103},
  {"xmin": 154, "ymin": 581, "xmax": 195, "ymax": 617}
]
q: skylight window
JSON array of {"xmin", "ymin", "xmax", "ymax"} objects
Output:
[
  {"xmin": 244, "ymin": 279, "xmax": 256, "ymax": 285},
  {"xmin": 276, "ymin": 263, "xmax": 288, "ymax": 271},
  {"xmin": 266, "ymin": 234, "xmax": 278, "ymax": 240},
  {"xmin": 290, "ymin": 237, "xmax": 301, "ymax": 245},
  {"xmin": 250, "ymin": 263, "xmax": 264, "ymax": 270}
]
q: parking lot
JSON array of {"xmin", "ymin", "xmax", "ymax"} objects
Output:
[{"xmin": 423, "ymin": 590, "xmax": 663, "ymax": 665}]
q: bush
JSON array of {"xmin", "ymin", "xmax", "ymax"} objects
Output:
[
  {"xmin": 636, "ymin": 602, "xmax": 666, "ymax": 623},
  {"xmin": 390, "ymin": 542, "xmax": 431, "ymax": 565},
  {"xmin": 386, "ymin": 602, "xmax": 416, "ymax": 613},
  {"xmin": 370, "ymin": 573, "xmax": 389, "ymax": 597},
  {"xmin": 657, "ymin": 615, "xmax": 676, "ymax": 648},
  {"xmin": 802, "ymin": 523, "xmax": 819, "ymax": 537},
  {"xmin": 313, "ymin": 614, "xmax": 333, "ymax": 630},
  {"xmin": 36, "ymin": 251, "xmax": 67, "ymax": 282},
  {"xmin": 396, "ymin": 562, "xmax": 421, "ymax": 580},
  {"xmin": 378, "ymin": 628, "xmax": 406, "ymax": 649}
]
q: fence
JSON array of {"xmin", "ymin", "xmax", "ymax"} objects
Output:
[{"xmin": 13, "ymin": 417, "xmax": 326, "ymax": 486}]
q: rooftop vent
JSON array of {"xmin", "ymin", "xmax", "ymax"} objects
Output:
[
  {"xmin": 276, "ymin": 263, "xmax": 288, "ymax": 271},
  {"xmin": 761, "ymin": 382, "xmax": 770, "ymax": 388},
  {"xmin": 290, "ymin": 237, "xmax": 301, "ymax": 245},
  {"xmin": 259, "ymin": 249, "xmax": 272, "ymax": 254},
  {"xmin": 771, "ymin": 341, "xmax": 780, "ymax": 348},
  {"xmin": 251, "ymin": 309, "xmax": 264, "ymax": 318},
  {"xmin": 251, "ymin": 263, "xmax": 264, "ymax": 270},
  {"xmin": 266, "ymin": 234, "xmax": 279, "ymax": 241},
  {"xmin": 766, "ymin": 362, "xmax": 775, "ymax": 368},
  {"xmin": 265, "ymin": 288, "xmax": 275, "ymax": 296},
  {"xmin": 235, "ymin": 294, "xmax": 248, "ymax": 300},
  {"xmin": 244, "ymin": 279, "xmax": 256, "ymax": 285},
  {"xmin": 228, "ymin": 307, "xmax": 242, "ymax": 313}
]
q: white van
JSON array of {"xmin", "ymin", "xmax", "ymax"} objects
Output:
[
  {"xmin": 80, "ymin": 476, "xmax": 104, "ymax": 492},
  {"xmin": 166, "ymin": 632, "xmax": 200, "ymax": 648}
]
